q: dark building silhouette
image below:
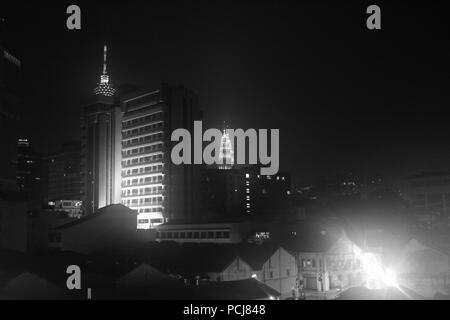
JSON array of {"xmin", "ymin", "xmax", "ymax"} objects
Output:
[
  {"xmin": 16, "ymin": 138, "xmax": 42, "ymax": 192},
  {"xmin": 0, "ymin": 40, "xmax": 21, "ymax": 184},
  {"xmin": 45, "ymin": 141, "xmax": 82, "ymax": 202},
  {"xmin": 200, "ymin": 166, "xmax": 291, "ymax": 219},
  {"xmin": 16, "ymin": 138, "xmax": 43, "ymax": 208}
]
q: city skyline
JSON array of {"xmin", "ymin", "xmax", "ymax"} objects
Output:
[
  {"xmin": 1, "ymin": 2, "xmax": 450, "ymax": 186},
  {"xmin": 2, "ymin": 1, "xmax": 450, "ymax": 303}
]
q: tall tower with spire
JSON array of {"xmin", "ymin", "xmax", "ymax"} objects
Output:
[
  {"xmin": 81, "ymin": 45, "xmax": 122, "ymax": 215},
  {"xmin": 93, "ymin": 45, "xmax": 115, "ymax": 97},
  {"xmin": 218, "ymin": 123, "xmax": 234, "ymax": 170}
]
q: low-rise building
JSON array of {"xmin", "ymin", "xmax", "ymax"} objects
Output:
[
  {"xmin": 284, "ymin": 232, "xmax": 364, "ymax": 294},
  {"xmin": 51, "ymin": 204, "xmax": 154, "ymax": 255},
  {"xmin": 155, "ymin": 221, "xmax": 251, "ymax": 244},
  {"xmin": 239, "ymin": 245, "xmax": 298, "ymax": 299}
]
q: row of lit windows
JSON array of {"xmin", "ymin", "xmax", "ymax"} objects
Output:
[
  {"xmin": 122, "ymin": 154, "xmax": 163, "ymax": 167},
  {"xmin": 122, "ymin": 164, "xmax": 163, "ymax": 177},
  {"xmin": 123, "ymin": 196, "xmax": 163, "ymax": 206},
  {"xmin": 245, "ymin": 175, "xmax": 251, "ymax": 213},
  {"xmin": 157, "ymin": 230, "xmax": 231, "ymax": 240},
  {"xmin": 138, "ymin": 218, "xmax": 164, "ymax": 224},
  {"xmin": 123, "ymin": 123, "xmax": 164, "ymax": 139},
  {"xmin": 123, "ymin": 111, "xmax": 164, "ymax": 128},
  {"xmin": 123, "ymin": 132, "xmax": 164, "ymax": 147},
  {"xmin": 122, "ymin": 143, "xmax": 164, "ymax": 157},
  {"xmin": 122, "ymin": 175, "xmax": 164, "ymax": 186},
  {"xmin": 122, "ymin": 186, "xmax": 164, "ymax": 197},
  {"xmin": 137, "ymin": 208, "xmax": 163, "ymax": 214}
]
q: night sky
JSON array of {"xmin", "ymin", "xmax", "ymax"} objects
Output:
[{"xmin": 1, "ymin": 1, "xmax": 450, "ymax": 186}]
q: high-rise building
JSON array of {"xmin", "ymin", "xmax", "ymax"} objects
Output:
[
  {"xmin": 82, "ymin": 46, "xmax": 202, "ymax": 228},
  {"xmin": 45, "ymin": 141, "xmax": 83, "ymax": 202},
  {"xmin": 119, "ymin": 84, "xmax": 202, "ymax": 229},
  {"xmin": 81, "ymin": 45, "xmax": 122, "ymax": 215}
]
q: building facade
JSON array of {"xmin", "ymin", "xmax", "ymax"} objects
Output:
[{"xmin": 119, "ymin": 84, "xmax": 201, "ymax": 229}]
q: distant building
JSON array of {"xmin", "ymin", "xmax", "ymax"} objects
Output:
[
  {"xmin": 200, "ymin": 166, "xmax": 291, "ymax": 219},
  {"xmin": 16, "ymin": 138, "xmax": 44, "ymax": 208},
  {"xmin": 49, "ymin": 200, "xmax": 83, "ymax": 218},
  {"xmin": 218, "ymin": 128, "xmax": 234, "ymax": 170},
  {"xmin": 16, "ymin": 138, "xmax": 42, "ymax": 193},
  {"xmin": 45, "ymin": 141, "xmax": 82, "ymax": 202},
  {"xmin": 0, "ymin": 43, "xmax": 21, "ymax": 183}
]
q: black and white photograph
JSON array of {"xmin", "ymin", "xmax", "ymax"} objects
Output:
[{"xmin": 0, "ymin": 0, "xmax": 450, "ymax": 305}]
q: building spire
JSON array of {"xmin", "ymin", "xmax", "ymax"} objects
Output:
[
  {"xmin": 103, "ymin": 44, "xmax": 107, "ymax": 75},
  {"xmin": 93, "ymin": 44, "xmax": 115, "ymax": 97}
]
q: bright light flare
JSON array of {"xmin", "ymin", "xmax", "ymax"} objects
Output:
[{"xmin": 353, "ymin": 246, "xmax": 399, "ymax": 289}]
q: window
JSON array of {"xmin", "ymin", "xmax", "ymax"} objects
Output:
[
  {"xmin": 223, "ymin": 231, "xmax": 230, "ymax": 238},
  {"xmin": 286, "ymin": 269, "xmax": 290, "ymax": 276},
  {"xmin": 193, "ymin": 232, "xmax": 199, "ymax": 239}
]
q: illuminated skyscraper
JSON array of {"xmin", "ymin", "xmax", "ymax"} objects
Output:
[
  {"xmin": 120, "ymin": 84, "xmax": 202, "ymax": 229},
  {"xmin": 218, "ymin": 127, "xmax": 234, "ymax": 170},
  {"xmin": 81, "ymin": 45, "xmax": 122, "ymax": 215}
]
